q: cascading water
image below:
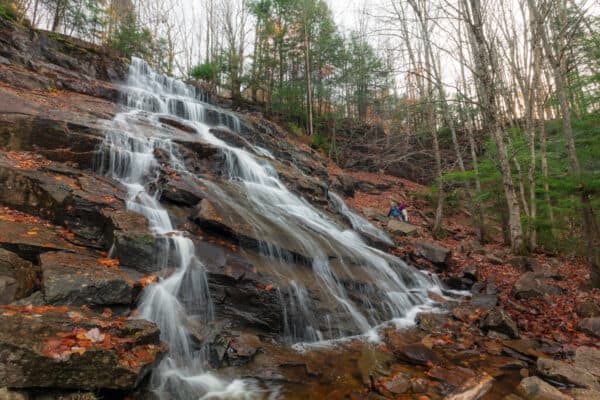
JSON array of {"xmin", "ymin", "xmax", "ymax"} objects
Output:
[{"xmin": 98, "ymin": 57, "xmax": 443, "ymax": 399}]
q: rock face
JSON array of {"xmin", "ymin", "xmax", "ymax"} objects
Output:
[
  {"xmin": 41, "ymin": 251, "xmax": 140, "ymax": 306},
  {"xmin": 0, "ymin": 306, "xmax": 167, "ymax": 390},
  {"xmin": 512, "ymin": 272, "xmax": 564, "ymax": 299}
]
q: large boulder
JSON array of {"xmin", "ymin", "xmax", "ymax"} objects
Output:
[
  {"xmin": 387, "ymin": 220, "xmax": 417, "ymax": 236},
  {"xmin": 0, "ymin": 306, "xmax": 167, "ymax": 390},
  {"xmin": 517, "ymin": 376, "xmax": 573, "ymax": 400},
  {"xmin": 537, "ymin": 357, "xmax": 600, "ymax": 390},
  {"xmin": 40, "ymin": 251, "xmax": 140, "ymax": 306},
  {"xmin": 512, "ymin": 272, "xmax": 564, "ymax": 300},
  {"xmin": 480, "ymin": 310, "xmax": 519, "ymax": 339},
  {"xmin": 414, "ymin": 241, "xmax": 451, "ymax": 266}
]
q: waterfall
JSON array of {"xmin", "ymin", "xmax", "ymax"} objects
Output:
[{"xmin": 98, "ymin": 57, "xmax": 442, "ymax": 399}]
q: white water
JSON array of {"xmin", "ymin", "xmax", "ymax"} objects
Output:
[{"xmin": 98, "ymin": 58, "xmax": 443, "ymax": 399}]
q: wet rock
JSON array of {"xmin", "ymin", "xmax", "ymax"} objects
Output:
[
  {"xmin": 393, "ymin": 343, "xmax": 439, "ymax": 366},
  {"xmin": 427, "ymin": 366, "xmax": 476, "ymax": 388},
  {"xmin": 113, "ymin": 231, "xmax": 163, "ymax": 273},
  {"xmin": 0, "ymin": 249, "xmax": 37, "ymax": 301},
  {"xmin": 537, "ymin": 357, "xmax": 600, "ymax": 390},
  {"xmin": 386, "ymin": 220, "xmax": 417, "ymax": 236},
  {"xmin": 512, "ymin": 272, "xmax": 564, "ymax": 300},
  {"xmin": 382, "ymin": 374, "xmax": 410, "ymax": 394},
  {"xmin": 573, "ymin": 346, "xmax": 600, "ymax": 378},
  {"xmin": 221, "ymin": 332, "xmax": 262, "ymax": 367},
  {"xmin": 414, "ymin": 241, "xmax": 451, "ymax": 266},
  {"xmin": 40, "ymin": 251, "xmax": 140, "ymax": 306},
  {"xmin": 160, "ymin": 175, "xmax": 205, "ymax": 207},
  {"xmin": 416, "ymin": 312, "xmax": 446, "ymax": 333},
  {"xmin": 0, "ymin": 306, "xmax": 166, "ymax": 390},
  {"xmin": 575, "ymin": 300, "xmax": 600, "ymax": 318},
  {"xmin": 480, "ymin": 310, "xmax": 519, "ymax": 339},
  {"xmin": 158, "ymin": 116, "xmax": 197, "ymax": 134},
  {"xmin": 517, "ymin": 376, "xmax": 573, "ymax": 400},
  {"xmin": 411, "ymin": 378, "xmax": 429, "ymax": 393},
  {"xmin": 444, "ymin": 372, "xmax": 494, "ymax": 400},
  {"xmin": 577, "ymin": 317, "xmax": 600, "ymax": 338}
]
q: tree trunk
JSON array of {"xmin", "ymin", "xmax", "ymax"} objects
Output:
[{"xmin": 463, "ymin": 0, "xmax": 524, "ymax": 253}]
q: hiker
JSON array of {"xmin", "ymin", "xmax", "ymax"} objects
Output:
[
  {"xmin": 387, "ymin": 202, "xmax": 401, "ymax": 220},
  {"xmin": 398, "ymin": 202, "xmax": 409, "ymax": 223}
]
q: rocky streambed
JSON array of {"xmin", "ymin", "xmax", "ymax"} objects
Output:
[{"xmin": 0, "ymin": 16, "xmax": 599, "ymax": 400}]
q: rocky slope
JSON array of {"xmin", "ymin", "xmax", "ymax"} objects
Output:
[{"xmin": 0, "ymin": 16, "xmax": 599, "ymax": 400}]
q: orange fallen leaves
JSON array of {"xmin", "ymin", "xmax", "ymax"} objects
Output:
[
  {"xmin": 98, "ymin": 258, "xmax": 119, "ymax": 268},
  {"xmin": 6, "ymin": 151, "xmax": 52, "ymax": 169},
  {"xmin": 138, "ymin": 275, "xmax": 159, "ymax": 288}
]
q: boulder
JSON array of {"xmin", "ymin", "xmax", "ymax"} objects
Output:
[
  {"xmin": 573, "ymin": 346, "xmax": 600, "ymax": 378},
  {"xmin": 0, "ymin": 249, "xmax": 38, "ymax": 301},
  {"xmin": 577, "ymin": 317, "xmax": 600, "ymax": 338},
  {"xmin": 0, "ymin": 306, "xmax": 167, "ymax": 390},
  {"xmin": 414, "ymin": 241, "xmax": 451, "ymax": 266},
  {"xmin": 480, "ymin": 310, "xmax": 519, "ymax": 339},
  {"xmin": 387, "ymin": 220, "xmax": 417, "ymax": 237},
  {"xmin": 40, "ymin": 251, "xmax": 140, "ymax": 306},
  {"xmin": 536, "ymin": 357, "xmax": 600, "ymax": 390},
  {"xmin": 517, "ymin": 376, "xmax": 573, "ymax": 400},
  {"xmin": 512, "ymin": 272, "xmax": 564, "ymax": 300},
  {"xmin": 362, "ymin": 207, "xmax": 387, "ymax": 223}
]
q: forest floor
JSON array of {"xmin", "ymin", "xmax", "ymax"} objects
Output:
[{"xmin": 335, "ymin": 168, "xmax": 600, "ymax": 348}]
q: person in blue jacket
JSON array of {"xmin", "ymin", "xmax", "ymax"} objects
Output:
[{"xmin": 387, "ymin": 202, "xmax": 401, "ymax": 219}]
